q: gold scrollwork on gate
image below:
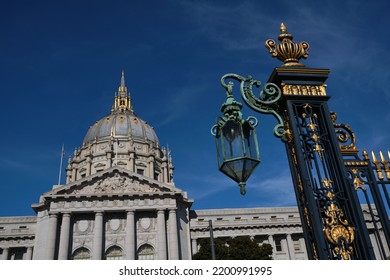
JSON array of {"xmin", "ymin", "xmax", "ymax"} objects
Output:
[
  {"xmin": 351, "ymin": 168, "xmax": 366, "ymax": 191},
  {"xmin": 322, "ymin": 179, "xmax": 355, "ymax": 259}
]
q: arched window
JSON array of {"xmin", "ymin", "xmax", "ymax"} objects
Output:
[
  {"xmin": 105, "ymin": 245, "xmax": 124, "ymax": 260},
  {"xmin": 72, "ymin": 247, "xmax": 91, "ymax": 260},
  {"xmin": 137, "ymin": 244, "xmax": 155, "ymax": 260}
]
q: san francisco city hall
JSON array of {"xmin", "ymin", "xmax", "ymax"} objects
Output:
[{"xmin": 0, "ymin": 73, "xmax": 385, "ymax": 260}]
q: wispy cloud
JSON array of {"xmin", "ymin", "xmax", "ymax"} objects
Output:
[
  {"xmin": 245, "ymin": 169, "xmax": 296, "ymax": 207},
  {"xmin": 154, "ymin": 84, "xmax": 206, "ymax": 126},
  {"xmin": 180, "ymin": 1, "xmax": 278, "ymax": 51},
  {"xmin": 0, "ymin": 158, "xmax": 30, "ymax": 169},
  {"xmin": 178, "ymin": 172, "xmax": 236, "ymax": 200}
]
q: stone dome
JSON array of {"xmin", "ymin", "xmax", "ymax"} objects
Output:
[
  {"xmin": 83, "ymin": 111, "xmax": 159, "ymax": 146},
  {"xmin": 82, "ymin": 71, "xmax": 159, "ymax": 147},
  {"xmin": 65, "ymin": 71, "xmax": 174, "ymax": 185}
]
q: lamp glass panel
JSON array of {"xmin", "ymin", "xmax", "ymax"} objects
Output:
[
  {"xmin": 242, "ymin": 121, "xmax": 260, "ymax": 160},
  {"xmin": 215, "ymin": 127, "xmax": 225, "ymax": 168},
  {"xmin": 220, "ymin": 158, "xmax": 244, "ymax": 183},
  {"xmin": 221, "ymin": 120, "xmax": 243, "ymax": 161}
]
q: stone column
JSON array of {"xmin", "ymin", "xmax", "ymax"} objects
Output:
[
  {"xmin": 106, "ymin": 152, "xmax": 112, "ymax": 168},
  {"xmin": 71, "ymin": 165, "xmax": 77, "ymax": 182},
  {"xmin": 25, "ymin": 247, "xmax": 33, "ymax": 260},
  {"xmin": 268, "ymin": 234, "xmax": 275, "ymax": 259},
  {"xmin": 93, "ymin": 212, "xmax": 104, "ymax": 260},
  {"xmin": 191, "ymin": 239, "xmax": 198, "ymax": 255},
  {"xmin": 168, "ymin": 209, "xmax": 179, "ymax": 260},
  {"xmin": 148, "ymin": 156, "xmax": 155, "ymax": 178},
  {"xmin": 128, "ymin": 150, "xmax": 135, "ymax": 172},
  {"xmin": 161, "ymin": 163, "xmax": 167, "ymax": 183},
  {"xmin": 58, "ymin": 213, "xmax": 71, "ymax": 260},
  {"xmin": 125, "ymin": 211, "xmax": 135, "ymax": 260},
  {"xmin": 1, "ymin": 247, "xmax": 9, "ymax": 260},
  {"xmin": 86, "ymin": 156, "xmax": 91, "ymax": 176},
  {"xmin": 46, "ymin": 213, "xmax": 58, "ymax": 260},
  {"xmin": 286, "ymin": 234, "xmax": 295, "ymax": 260},
  {"xmin": 157, "ymin": 209, "xmax": 167, "ymax": 259}
]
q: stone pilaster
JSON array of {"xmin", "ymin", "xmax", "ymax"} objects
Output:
[
  {"xmin": 25, "ymin": 247, "xmax": 33, "ymax": 260},
  {"xmin": 286, "ymin": 234, "xmax": 295, "ymax": 260},
  {"xmin": 268, "ymin": 234, "xmax": 275, "ymax": 259},
  {"xmin": 191, "ymin": 239, "xmax": 198, "ymax": 255},
  {"xmin": 1, "ymin": 247, "xmax": 9, "ymax": 260}
]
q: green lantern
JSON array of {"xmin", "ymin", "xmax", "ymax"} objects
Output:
[{"xmin": 212, "ymin": 93, "xmax": 260, "ymax": 195}]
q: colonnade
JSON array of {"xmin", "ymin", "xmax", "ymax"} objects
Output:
[
  {"xmin": 0, "ymin": 246, "xmax": 33, "ymax": 260},
  {"xmin": 40, "ymin": 208, "xmax": 179, "ymax": 260}
]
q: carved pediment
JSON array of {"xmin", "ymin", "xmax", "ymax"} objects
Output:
[{"xmin": 60, "ymin": 172, "xmax": 171, "ymax": 196}]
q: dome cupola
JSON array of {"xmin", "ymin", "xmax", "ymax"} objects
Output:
[{"xmin": 83, "ymin": 71, "xmax": 159, "ymax": 147}]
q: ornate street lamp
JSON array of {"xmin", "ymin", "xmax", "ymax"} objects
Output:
[
  {"xmin": 211, "ymin": 73, "xmax": 285, "ymax": 195},
  {"xmin": 211, "ymin": 83, "xmax": 260, "ymax": 195}
]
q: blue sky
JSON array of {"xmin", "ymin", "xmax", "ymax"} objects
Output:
[{"xmin": 0, "ymin": 0, "xmax": 389, "ymax": 216}]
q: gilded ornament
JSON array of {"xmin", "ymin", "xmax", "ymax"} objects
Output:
[
  {"xmin": 351, "ymin": 168, "xmax": 366, "ymax": 191},
  {"xmin": 331, "ymin": 112, "xmax": 359, "ymax": 155},
  {"xmin": 371, "ymin": 151, "xmax": 384, "ymax": 180},
  {"xmin": 281, "ymin": 84, "xmax": 327, "ymax": 96},
  {"xmin": 265, "ymin": 23, "xmax": 309, "ymax": 67}
]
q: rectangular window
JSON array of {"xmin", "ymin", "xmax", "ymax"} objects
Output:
[
  {"xmin": 275, "ymin": 238, "xmax": 282, "ymax": 252},
  {"xmin": 137, "ymin": 169, "xmax": 144, "ymax": 175}
]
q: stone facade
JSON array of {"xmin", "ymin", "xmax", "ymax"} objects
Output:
[
  {"xmin": 190, "ymin": 207, "xmax": 307, "ymax": 260},
  {"xmin": 0, "ymin": 73, "xmax": 192, "ymax": 260}
]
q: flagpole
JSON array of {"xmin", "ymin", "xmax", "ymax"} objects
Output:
[{"xmin": 58, "ymin": 144, "xmax": 65, "ymax": 185}]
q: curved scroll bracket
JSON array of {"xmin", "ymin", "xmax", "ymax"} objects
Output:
[{"xmin": 220, "ymin": 73, "xmax": 286, "ymax": 139}]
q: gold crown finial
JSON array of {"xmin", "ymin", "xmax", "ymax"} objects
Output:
[{"xmin": 265, "ymin": 23, "xmax": 309, "ymax": 67}]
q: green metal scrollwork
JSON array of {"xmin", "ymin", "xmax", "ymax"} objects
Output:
[{"xmin": 220, "ymin": 73, "xmax": 285, "ymax": 139}]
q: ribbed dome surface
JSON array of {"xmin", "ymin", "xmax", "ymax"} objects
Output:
[{"xmin": 83, "ymin": 111, "xmax": 159, "ymax": 146}]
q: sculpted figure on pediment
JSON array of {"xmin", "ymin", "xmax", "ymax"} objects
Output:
[{"xmin": 70, "ymin": 173, "xmax": 163, "ymax": 195}]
